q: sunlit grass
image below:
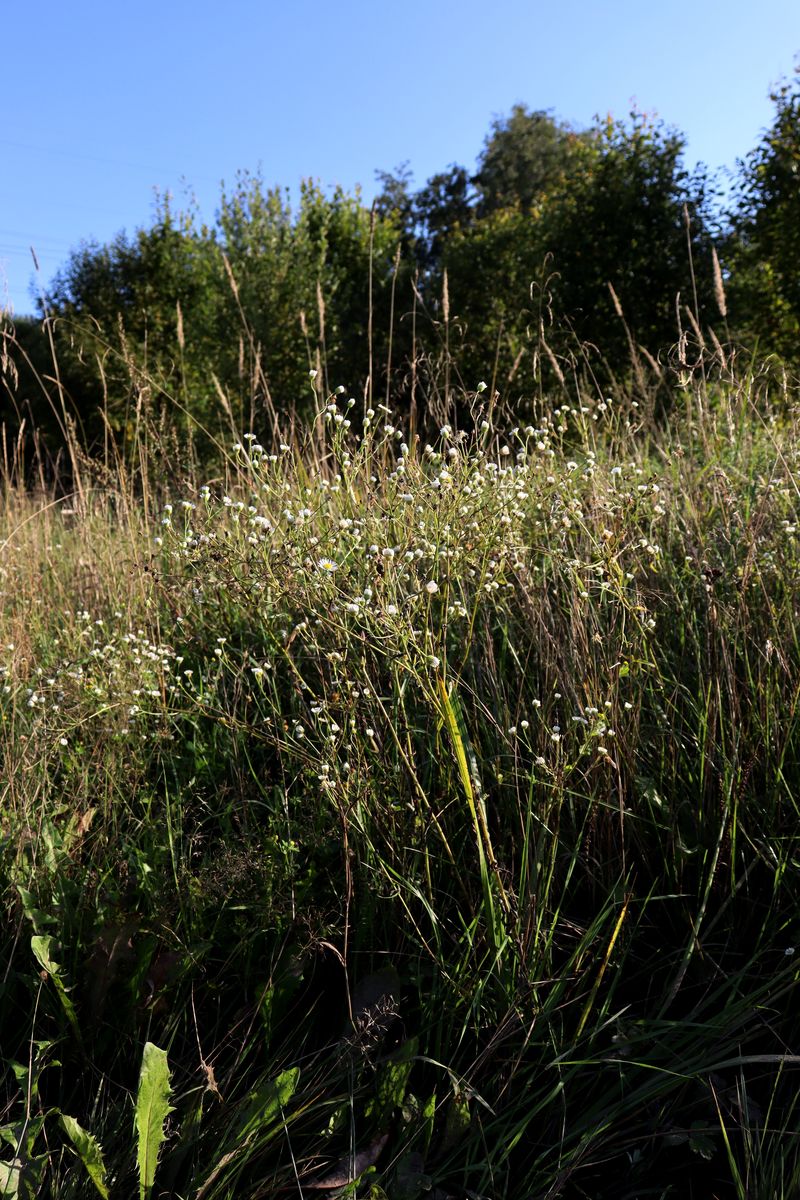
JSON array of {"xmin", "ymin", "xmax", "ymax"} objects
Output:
[{"xmin": 1, "ymin": 363, "xmax": 800, "ymax": 1197}]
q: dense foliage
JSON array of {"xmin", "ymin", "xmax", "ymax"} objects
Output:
[
  {"xmin": 7, "ymin": 70, "xmax": 800, "ymax": 465},
  {"xmin": 725, "ymin": 73, "xmax": 800, "ymax": 359}
]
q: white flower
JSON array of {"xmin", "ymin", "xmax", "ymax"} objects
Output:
[
  {"xmin": 424, "ymin": 580, "xmax": 439, "ymax": 595},
  {"xmin": 317, "ymin": 557, "xmax": 338, "ymax": 574}
]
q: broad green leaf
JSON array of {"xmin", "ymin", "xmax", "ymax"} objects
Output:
[
  {"xmin": 689, "ymin": 1121, "xmax": 716, "ymax": 1161},
  {"xmin": 16, "ymin": 888, "xmax": 56, "ymax": 934},
  {"xmin": 365, "ymin": 1038, "xmax": 418, "ymax": 1124},
  {"xmin": 61, "ymin": 1115, "xmax": 109, "ymax": 1199},
  {"xmin": 30, "ymin": 936, "xmax": 82, "ymax": 1045},
  {"xmin": 393, "ymin": 1152, "xmax": 431, "ymax": 1200},
  {"xmin": 442, "ymin": 1089, "xmax": 471, "ymax": 1151},
  {"xmin": 0, "ymin": 1157, "xmax": 22, "ymax": 1198},
  {"xmin": 134, "ymin": 1042, "xmax": 173, "ymax": 1200},
  {"xmin": 235, "ymin": 1068, "xmax": 299, "ymax": 1144},
  {"xmin": 0, "ymin": 1153, "xmax": 47, "ymax": 1199},
  {"xmin": 0, "ymin": 1120, "xmax": 45, "ymax": 1160}
]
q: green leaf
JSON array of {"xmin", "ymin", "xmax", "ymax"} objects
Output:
[
  {"xmin": 0, "ymin": 1157, "xmax": 23, "ymax": 1198},
  {"xmin": 16, "ymin": 889, "xmax": 56, "ymax": 934},
  {"xmin": 0, "ymin": 1153, "xmax": 47, "ymax": 1199},
  {"xmin": 60, "ymin": 1115, "xmax": 109, "ymax": 1199},
  {"xmin": 30, "ymin": 936, "xmax": 82, "ymax": 1046},
  {"xmin": 689, "ymin": 1121, "xmax": 716, "ymax": 1161},
  {"xmin": 365, "ymin": 1038, "xmax": 418, "ymax": 1125},
  {"xmin": 442, "ymin": 1088, "xmax": 471, "ymax": 1151},
  {"xmin": 134, "ymin": 1043, "xmax": 173, "ymax": 1200},
  {"xmin": 235, "ymin": 1068, "xmax": 299, "ymax": 1143},
  {"xmin": 420, "ymin": 1091, "xmax": 437, "ymax": 1155},
  {"xmin": 0, "ymin": 1121, "xmax": 45, "ymax": 1161}
]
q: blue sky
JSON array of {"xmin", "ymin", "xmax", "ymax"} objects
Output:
[{"xmin": 2, "ymin": 0, "xmax": 798, "ymax": 315}]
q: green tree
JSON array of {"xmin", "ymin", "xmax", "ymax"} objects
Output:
[
  {"xmin": 726, "ymin": 68, "xmax": 800, "ymax": 361},
  {"xmin": 40, "ymin": 196, "xmax": 227, "ymax": 454},
  {"xmin": 0, "ymin": 312, "xmax": 67, "ymax": 474},
  {"xmin": 26, "ymin": 179, "xmax": 404, "ymax": 464},
  {"xmin": 473, "ymin": 104, "xmax": 591, "ymax": 216},
  {"xmin": 413, "ymin": 165, "xmax": 475, "ymax": 270},
  {"xmin": 218, "ymin": 173, "xmax": 404, "ymax": 404},
  {"xmin": 443, "ymin": 111, "xmax": 716, "ymax": 389},
  {"xmin": 539, "ymin": 112, "xmax": 717, "ymax": 361}
]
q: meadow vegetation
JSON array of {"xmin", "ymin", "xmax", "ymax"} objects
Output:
[
  {"xmin": 1, "ymin": 66, "xmax": 800, "ymax": 1200},
  {"xmin": 1, "ymin": 331, "xmax": 799, "ymax": 1198}
]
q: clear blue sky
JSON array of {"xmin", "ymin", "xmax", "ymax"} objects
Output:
[{"xmin": 3, "ymin": 0, "xmax": 798, "ymax": 315}]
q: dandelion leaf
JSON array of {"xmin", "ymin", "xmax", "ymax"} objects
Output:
[
  {"xmin": 135, "ymin": 1042, "xmax": 173, "ymax": 1200},
  {"xmin": 60, "ymin": 1115, "xmax": 109, "ymax": 1199}
]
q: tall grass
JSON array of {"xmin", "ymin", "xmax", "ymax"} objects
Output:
[{"xmin": 1, "ymin": 345, "xmax": 799, "ymax": 1198}]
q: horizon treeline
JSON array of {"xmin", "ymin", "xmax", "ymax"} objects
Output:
[{"xmin": 3, "ymin": 68, "xmax": 800, "ymax": 463}]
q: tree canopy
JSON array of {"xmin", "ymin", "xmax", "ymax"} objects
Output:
[
  {"xmin": 724, "ymin": 67, "xmax": 800, "ymax": 359},
  {"xmin": 3, "ymin": 76, "xmax": 797, "ymax": 468}
]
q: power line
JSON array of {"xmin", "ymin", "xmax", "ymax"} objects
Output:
[
  {"xmin": 0, "ymin": 137, "xmax": 222, "ymax": 187},
  {"xmin": 0, "ymin": 228, "xmax": 79, "ymax": 249},
  {"xmin": 0, "ymin": 249, "xmax": 65, "ymax": 263}
]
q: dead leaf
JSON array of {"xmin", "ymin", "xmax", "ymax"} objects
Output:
[{"xmin": 303, "ymin": 1133, "xmax": 390, "ymax": 1190}]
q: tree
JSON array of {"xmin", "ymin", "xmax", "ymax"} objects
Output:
[
  {"xmin": 26, "ymin": 178, "xmax": 405, "ymax": 463},
  {"xmin": 373, "ymin": 162, "xmax": 416, "ymax": 246},
  {"xmin": 412, "ymin": 165, "xmax": 475, "ymax": 271},
  {"xmin": 218, "ymin": 173, "xmax": 403, "ymax": 404},
  {"xmin": 473, "ymin": 104, "xmax": 591, "ymax": 216},
  {"xmin": 0, "ymin": 313, "xmax": 67, "ymax": 471},
  {"xmin": 443, "ymin": 111, "xmax": 717, "ymax": 389},
  {"xmin": 539, "ymin": 112, "xmax": 717, "ymax": 360},
  {"xmin": 36, "ymin": 197, "xmax": 227, "ymax": 456},
  {"xmin": 726, "ymin": 69, "xmax": 800, "ymax": 361}
]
